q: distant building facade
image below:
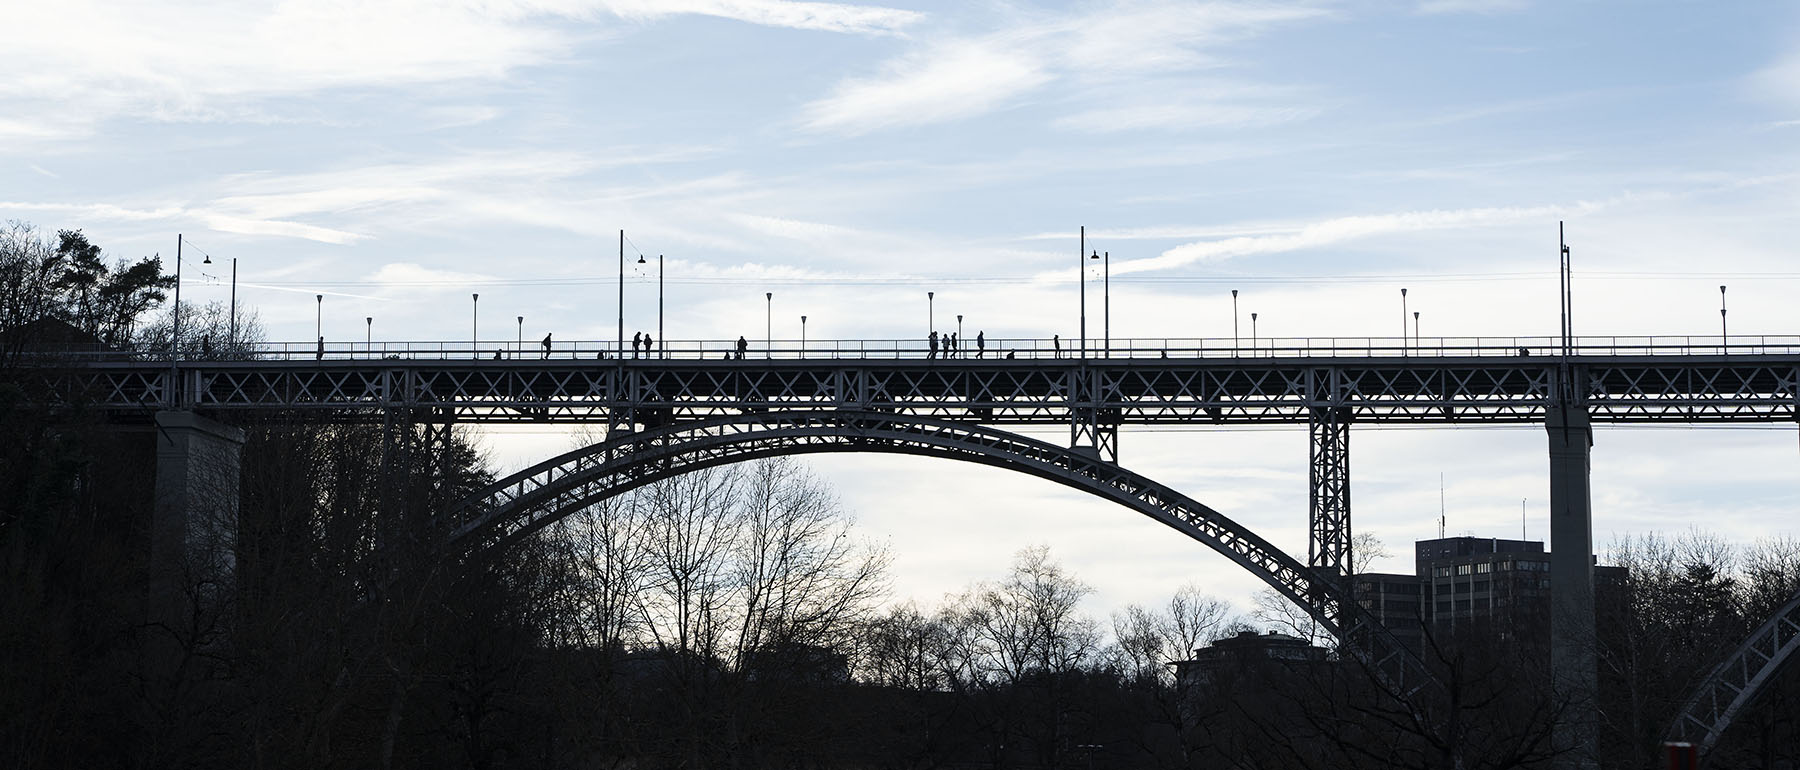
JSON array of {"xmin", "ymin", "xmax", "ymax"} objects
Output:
[{"xmin": 1354, "ymin": 535, "xmax": 1625, "ymax": 649}]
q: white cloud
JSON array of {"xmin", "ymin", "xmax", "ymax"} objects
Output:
[
  {"xmin": 0, "ymin": 0, "xmax": 920, "ymax": 143},
  {"xmin": 800, "ymin": 43, "xmax": 1053, "ymax": 134},
  {"xmin": 1415, "ymin": 0, "xmax": 1528, "ymax": 14},
  {"xmin": 798, "ymin": 1, "xmax": 1324, "ymax": 135},
  {"xmin": 597, "ymin": 0, "xmax": 922, "ymax": 35}
]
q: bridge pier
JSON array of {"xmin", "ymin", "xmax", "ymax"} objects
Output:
[
  {"xmin": 1547, "ymin": 401, "xmax": 1597, "ymax": 770},
  {"xmin": 1308, "ymin": 407, "xmax": 1352, "ymax": 621},
  {"xmin": 149, "ymin": 411, "xmax": 244, "ymax": 657}
]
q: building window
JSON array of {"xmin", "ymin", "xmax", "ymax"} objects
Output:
[
  {"xmin": 1456, "ymin": 564, "xmax": 1473, "ymax": 576},
  {"xmin": 1475, "ymin": 562, "xmax": 1492, "ymax": 574}
]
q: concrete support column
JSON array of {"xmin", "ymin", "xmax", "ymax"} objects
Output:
[
  {"xmin": 150, "ymin": 411, "xmax": 245, "ymax": 647},
  {"xmin": 1547, "ymin": 401, "xmax": 1597, "ymax": 769}
]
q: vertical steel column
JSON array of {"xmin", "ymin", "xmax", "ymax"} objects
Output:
[
  {"xmin": 1308, "ymin": 406, "xmax": 1352, "ymax": 622},
  {"xmin": 1548, "ymin": 395, "xmax": 1598, "ymax": 770},
  {"xmin": 1069, "ymin": 365, "xmax": 1118, "ymax": 463}
]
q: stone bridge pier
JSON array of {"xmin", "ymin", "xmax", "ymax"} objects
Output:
[{"xmin": 148, "ymin": 410, "xmax": 244, "ymax": 661}]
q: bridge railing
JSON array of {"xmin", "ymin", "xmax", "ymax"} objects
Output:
[{"xmin": 29, "ymin": 335, "xmax": 1800, "ymax": 362}]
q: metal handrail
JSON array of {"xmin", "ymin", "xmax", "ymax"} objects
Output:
[{"xmin": 28, "ymin": 334, "xmax": 1800, "ymax": 363}]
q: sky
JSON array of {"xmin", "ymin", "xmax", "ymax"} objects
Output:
[{"xmin": 5, "ymin": 0, "xmax": 1799, "ymax": 623}]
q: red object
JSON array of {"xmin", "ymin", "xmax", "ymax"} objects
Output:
[{"xmin": 1664, "ymin": 742, "xmax": 1697, "ymax": 770}]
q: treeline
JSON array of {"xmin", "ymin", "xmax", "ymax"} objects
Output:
[{"xmin": 3, "ymin": 222, "xmax": 1798, "ymax": 769}]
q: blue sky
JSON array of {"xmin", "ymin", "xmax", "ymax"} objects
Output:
[{"xmin": 6, "ymin": 0, "xmax": 1798, "ymax": 619}]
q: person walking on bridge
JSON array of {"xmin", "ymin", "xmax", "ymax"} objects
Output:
[
  {"xmin": 736, "ymin": 336, "xmax": 748, "ymax": 359},
  {"xmin": 632, "ymin": 331, "xmax": 642, "ymax": 358},
  {"xmin": 1052, "ymin": 334, "xmax": 1060, "ymax": 359},
  {"xmin": 541, "ymin": 333, "xmax": 552, "ymax": 359},
  {"xmin": 929, "ymin": 331, "xmax": 938, "ymax": 359},
  {"xmin": 976, "ymin": 331, "xmax": 985, "ymax": 359},
  {"xmin": 644, "ymin": 332, "xmax": 654, "ymax": 359}
]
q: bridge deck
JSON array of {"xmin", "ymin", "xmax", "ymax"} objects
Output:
[{"xmin": 31, "ymin": 337, "xmax": 1800, "ymax": 425}]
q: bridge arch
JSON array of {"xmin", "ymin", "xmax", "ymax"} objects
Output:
[
  {"xmin": 1666, "ymin": 585, "xmax": 1800, "ymax": 755},
  {"xmin": 451, "ymin": 410, "xmax": 1348, "ymax": 634}
]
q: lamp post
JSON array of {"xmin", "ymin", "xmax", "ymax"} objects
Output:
[
  {"xmin": 617, "ymin": 230, "xmax": 625, "ymax": 360},
  {"xmin": 1400, "ymin": 287, "xmax": 1408, "ymax": 356},
  {"xmin": 639, "ymin": 253, "xmax": 664, "ymax": 358},
  {"xmin": 765, "ymin": 292, "xmax": 772, "ymax": 359},
  {"xmin": 315, "ymin": 294, "xmax": 322, "ymax": 342},
  {"xmin": 1102, "ymin": 250, "xmax": 1110, "ymax": 357},
  {"xmin": 1414, "ymin": 311, "xmax": 1421, "ymax": 355},
  {"xmin": 1720, "ymin": 285, "xmax": 1728, "ymax": 354},
  {"xmin": 1079, "ymin": 226, "xmax": 1088, "ymax": 361},
  {"xmin": 1231, "ymin": 289, "xmax": 1240, "ymax": 356},
  {"xmin": 472, "ymin": 293, "xmax": 480, "ymax": 358},
  {"xmin": 1251, "ymin": 312, "xmax": 1259, "ymax": 356},
  {"xmin": 801, "ymin": 315, "xmax": 808, "ymax": 357},
  {"xmin": 517, "ymin": 316, "xmax": 524, "ymax": 359},
  {"xmin": 957, "ymin": 314, "xmax": 963, "ymax": 355},
  {"xmin": 928, "ymin": 291, "xmax": 935, "ymax": 340},
  {"xmin": 366, "ymin": 317, "xmax": 372, "ymax": 358},
  {"xmin": 172, "ymin": 234, "xmax": 183, "ymax": 362}
]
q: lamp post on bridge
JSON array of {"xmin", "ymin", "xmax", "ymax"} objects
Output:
[
  {"xmin": 1414, "ymin": 311, "xmax": 1421, "ymax": 355},
  {"xmin": 1231, "ymin": 289, "xmax": 1239, "ymax": 356},
  {"xmin": 765, "ymin": 292, "xmax": 772, "ymax": 359},
  {"xmin": 801, "ymin": 315, "xmax": 807, "ymax": 357},
  {"xmin": 472, "ymin": 293, "xmax": 479, "ymax": 359},
  {"xmin": 957, "ymin": 314, "xmax": 963, "ymax": 355},
  {"xmin": 517, "ymin": 316, "xmax": 524, "ymax": 359},
  {"xmin": 1102, "ymin": 250, "xmax": 1110, "ymax": 357},
  {"xmin": 1251, "ymin": 312, "xmax": 1258, "ymax": 357},
  {"xmin": 928, "ymin": 291, "xmax": 934, "ymax": 345},
  {"xmin": 366, "ymin": 317, "xmax": 372, "ymax": 358},
  {"xmin": 1401, "ymin": 287, "xmax": 1408, "ymax": 356},
  {"xmin": 1720, "ymin": 285, "xmax": 1728, "ymax": 354},
  {"xmin": 315, "ymin": 294, "xmax": 322, "ymax": 345},
  {"xmin": 638, "ymin": 253, "xmax": 664, "ymax": 358}
]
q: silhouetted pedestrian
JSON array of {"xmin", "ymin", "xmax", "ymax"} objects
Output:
[
  {"xmin": 644, "ymin": 332, "xmax": 654, "ymax": 358},
  {"xmin": 929, "ymin": 331, "xmax": 938, "ymax": 359},
  {"xmin": 493, "ymin": 349, "xmax": 502, "ymax": 360},
  {"xmin": 632, "ymin": 332, "xmax": 642, "ymax": 358},
  {"xmin": 949, "ymin": 332, "xmax": 957, "ymax": 358},
  {"xmin": 1006, "ymin": 351, "xmax": 1015, "ymax": 359},
  {"xmin": 1160, "ymin": 349, "xmax": 1168, "ymax": 358},
  {"xmin": 1518, "ymin": 347, "xmax": 1530, "ymax": 356},
  {"xmin": 736, "ymin": 336, "xmax": 748, "ymax": 359},
  {"xmin": 316, "ymin": 336, "xmax": 324, "ymax": 360},
  {"xmin": 542, "ymin": 333, "xmax": 552, "ymax": 358},
  {"xmin": 1052, "ymin": 334, "xmax": 1060, "ymax": 358},
  {"xmin": 976, "ymin": 331, "xmax": 985, "ymax": 358}
]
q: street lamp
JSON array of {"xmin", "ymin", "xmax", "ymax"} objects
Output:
[
  {"xmin": 472, "ymin": 292, "xmax": 480, "ymax": 359},
  {"xmin": 1720, "ymin": 285, "xmax": 1728, "ymax": 354},
  {"xmin": 765, "ymin": 292, "xmax": 772, "ymax": 359},
  {"xmin": 1251, "ymin": 312, "xmax": 1259, "ymax": 356},
  {"xmin": 1400, "ymin": 287, "xmax": 1408, "ymax": 356},
  {"xmin": 517, "ymin": 316, "xmax": 524, "ymax": 359},
  {"xmin": 928, "ymin": 291, "xmax": 935, "ymax": 340},
  {"xmin": 1087, "ymin": 244, "xmax": 1101, "ymax": 359},
  {"xmin": 639, "ymin": 253, "xmax": 664, "ymax": 358},
  {"xmin": 201, "ymin": 250, "xmax": 239, "ymax": 349},
  {"xmin": 957, "ymin": 314, "xmax": 963, "ymax": 355},
  {"xmin": 1414, "ymin": 311, "xmax": 1421, "ymax": 355},
  {"xmin": 1102, "ymin": 250, "xmax": 1110, "ymax": 357},
  {"xmin": 801, "ymin": 315, "xmax": 808, "ymax": 357},
  {"xmin": 315, "ymin": 294, "xmax": 322, "ymax": 342},
  {"xmin": 1231, "ymin": 289, "xmax": 1240, "ymax": 356}
]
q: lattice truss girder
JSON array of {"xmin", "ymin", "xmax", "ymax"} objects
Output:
[
  {"xmin": 1667, "ymin": 587, "xmax": 1800, "ymax": 755},
  {"xmin": 45, "ymin": 358, "xmax": 1800, "ymax": 424}
]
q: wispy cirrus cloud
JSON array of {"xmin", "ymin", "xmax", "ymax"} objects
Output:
[
  {"xmin": 798, "ymin": 1, "xmax": 1326, "ymax": 135},
  {"xmin": 0, "ymin": 0, "xmax": 920, "ymax": 145},
  {"xmin": 1415, "ymin": 0, "xmax": 1529, "ymax": 14}
]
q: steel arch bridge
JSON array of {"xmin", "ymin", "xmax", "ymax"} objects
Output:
[
  {"xmin": 447, "ymin": 409, "xmax": 1426, "ymax": 687},
  {"xmin": 1665, "ymin": 586, "xmax": 1800, "ymax": 756}
]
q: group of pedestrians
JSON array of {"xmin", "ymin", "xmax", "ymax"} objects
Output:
[
  {"xmin": 927, "ymin": 330, "xmax": 986, "ymax": 359},
  {"xmin": 630, "ymin": 331, "xmax": 657, "ymax": 358}
]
